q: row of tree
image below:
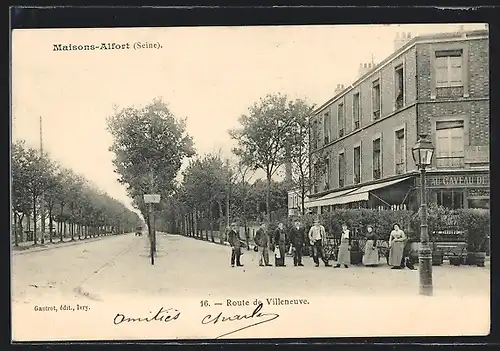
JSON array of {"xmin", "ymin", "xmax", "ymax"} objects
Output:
[
  {"xmin": 11, "ymin": 141, "xmax": 141, "ymax": 246},
  {"xmin": 106, "ymin": 94, "xmax": 320, "ymax": 238}
]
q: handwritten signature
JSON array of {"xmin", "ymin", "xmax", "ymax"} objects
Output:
[
  {"xmin": 201, "ymin": 302, "xmax": 279, "ymax": 339},
  {"xmin": 113, "ymin": 307, "xmax": 181, "ymax": 325}
]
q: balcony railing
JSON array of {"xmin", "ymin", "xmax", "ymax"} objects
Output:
[
  {"xmin": 373, "ymin": 110, "xmax": 380, "ymax": 120},
  {"xmin": 373, "ymin": 168, "xmax": 381, "ymax": 180},
  {"xmin": 354, "ymin": 120, "xmax": 360, "ymax": 130},
  {"xmin": 339, "ymin": 178, "xmax": 345, "ymax": 188},
  {"xmin": 436, "ymin": 156, "xmax": 465, "ymax": 168},
  {"xmin": 339, "ymin": 129, "xmax": 344, "ymax": 138}
]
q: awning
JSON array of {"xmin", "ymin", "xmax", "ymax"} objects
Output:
[
  {"xmin": 304, "ymin": 187, "xmax": 360, "ymax": 208},
  {"xmin": 305, "ymin": 176, "xmax": 412, "ymax": 208}
]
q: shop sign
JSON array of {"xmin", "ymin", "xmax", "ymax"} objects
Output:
[
  {"xmin": 416, "ymin": 174, "xmax": 489, "ymax": 188},
  {"xmin": 468, "ymin": 188, "xmax": 490, "ymax": 197}
]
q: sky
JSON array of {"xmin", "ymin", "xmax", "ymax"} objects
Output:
[{"xmin": 12, "ymin": 23, "xmax": 487, "ymax": 211}]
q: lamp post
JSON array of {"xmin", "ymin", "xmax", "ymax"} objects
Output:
[{"xmin": 412, "ymin": 133, "xmax": 435, "ymax": 296}]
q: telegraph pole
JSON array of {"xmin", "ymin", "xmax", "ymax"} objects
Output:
[
  {"xmin": 40, "ymin": 116, "xmax": 45, "ymax": 245},
  {"xmin": 225, "ymin": 159, "xmax": 230, "ymax": 240}
]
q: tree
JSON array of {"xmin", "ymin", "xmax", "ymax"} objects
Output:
[
  {"xmin": 11, "ymin": 140, "xmax": 141, "ymax": 245},
  {"xmin": 20, "ymin": 146, "xmax": 57, "ymax": 245},
  {"xmin": 287, "ymin": 99, "xmax": 316, "ymax": 214},
  {"xmin": 12, "ymin": 141, "xmax": 32, "ymax": 245},
  {"xmin": 107, "ymin": 98, "xmax": 195, "ymax": 229},
  {"xmin": 230, "ymin": 93, "xmax": 295, "ymax": 222}
]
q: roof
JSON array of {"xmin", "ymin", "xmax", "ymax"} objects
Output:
[{"xmin": 312, "ymin": 29, "xmax": 489, "ymax": 115}]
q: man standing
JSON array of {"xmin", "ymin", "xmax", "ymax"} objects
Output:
[
  {"xmin": 289, "ymin": 219, "xmax": 306, "ymax": 266},
  {"xmin": 274, "ymin": 222, "xmax": 288, "ymax": 267},
  {"xmin": 254, "ymin": 222, "xmax": 272, "ymax": 267},
  {"xmin": 308, "ymin": 218, "xmax": 331, "ymax": 267},
  {"xmin": 228, "ymin": 222, "xmax": 243, "ymax": 267}
]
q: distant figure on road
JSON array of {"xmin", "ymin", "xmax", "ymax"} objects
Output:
[
  {"xmin": 228, "ymin": 223, "xmax": 243, "ymax": 267},
  {"xmin": 254, "ymin": 222, "xmax": 272, "ymax": 267},
  {"xmin": 274, "ymin": 222, "xmax": 288, "ymax": 267},
  {"xmin": 308, "ymin": 218, "xmax": 331, "ymax": 267},
  {"xmin": 289, "ymin": 219, "xmax": 306, "ymax": 266}
]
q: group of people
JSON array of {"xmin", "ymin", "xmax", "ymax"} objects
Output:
[{"xmin": 226, "ymin": 218, "xmax": 416, "ymax": 270}]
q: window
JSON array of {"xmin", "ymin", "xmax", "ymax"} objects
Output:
[
  {"xmin": 338, "ymin": 152, "xmax": 346, "ymax": 188},
  {"xmin": 325, "ymin": 158, "xmax": 331, "ymax": 191},
  {"xmin": 373, "ymin": 138, "xmax": 381, "ymax": 179},
  {"xmin": 337, "ymin": 103, "xmax": 345, "ymax": 137},
  {"xmin": 395, "ymin": 65, "xmax": 404, "ymax": 109},
  {"xmin": 312, "ymin": 120, "xmax": 319, "ymax": 149},
  {"xmin": 313, "ymin": 162, "xmax": 320, "ymax": 193},
  {"xmin": 354, "ymin": 146, "xmax": 361, "ymax": 184},
  {"xmin": 372, "ymin": 80, "xmax": 381, "ymax": 120},
  {"xmin": 353, "ymin": 93, "xmax": 360, "ymax": 130},
  {"xmin": 395, "ymin": 129, "xmax": 405, "ymax": 174},
  {"xmin": 435, "ymin": 50, "xmax": 463, "ymax": 88},
  {"xmin": 435, "ymin": 120, "xmax": 465, "ymax": 168},
  {"xmin": 436, "ymin": 189, "xmax": 464, "ymax": 209},
  {"xmin": 323, "ymin": 112, "xmax": 330, "ymax": 144}
]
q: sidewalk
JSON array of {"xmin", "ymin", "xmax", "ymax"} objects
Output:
[{"xmin": 11, "ymin": 234, "xmax": 132, "ymax": 255}]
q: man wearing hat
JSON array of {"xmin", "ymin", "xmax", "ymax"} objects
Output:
[
  {"xmin": 254, "ymin": 222, "xmax": 272, "ymax": 267},
  {"xmin": 308, "ymin": 218, "xmax": 331, "ymax": 267},
  {"xmin": 228, "ymin": 222, "xmax": 243, "ymax": 267},
  {"xmin": 289, "ymin": 218, "xmax": 306, "ymax": 266}
]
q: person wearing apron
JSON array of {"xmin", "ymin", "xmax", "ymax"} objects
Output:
[
  {"xmin": 362, "ymin": 225, "xmax": 380, "ymax": 267},
  {"xmin": 334, "ymin": 223, "xmax": 350, "ymax": 268},
  {"xmin": 388, "ymin": 223, "xmax": 407, "ymax": 269}
]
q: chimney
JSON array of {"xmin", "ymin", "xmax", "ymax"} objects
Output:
[
  {"xmin": 335, "ymin": 84, "xmax": 345, "ymax": 95},
  {"xmin": 394, "ymin": 31, "xmax": 412, "ymax": 51},
  {"xmin": 358, "ymin": 62, "xmax": 375, "ymax": 78}
]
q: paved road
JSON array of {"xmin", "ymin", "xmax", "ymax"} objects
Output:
[
  {"xmin": 12, "ymin": 232, "xmax": 490, "ymax": 302},
  {"xmin": 11, "ymin": 233, "xmax": 490, "ymax": 341}
]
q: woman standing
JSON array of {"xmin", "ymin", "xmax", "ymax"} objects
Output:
[
  {"xmin": 388, "ymin": 223, "xmax": 406, "ymax": 269},
  {"xmin": 362, "ymin": 225, "xmax": 379, "ymax": 267},
  {"xmin": 334, "ymin": 223, "xmax": 350, "ymax": 268}
]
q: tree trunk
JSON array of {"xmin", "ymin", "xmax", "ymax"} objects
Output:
[
  {"xmin": 13, "ymin": 212, "xmax": 18, "ymax": 246},
  {"xmin": 217, "ymin": 201, "xmax": 224, "ymax": 244},
  {"xmin": 48, "ymin": 207, "xmax": 54, "ymax": 243},
  {"xmin": 266, "ymin": 172, "xmax": 272, "ymax": 223},
  {"xmin": 70, "ymin": 219, "xmax": 75, "ymax": 241},
  {"xmin": 209, "ymin": 204, "xmax": 215, "ymax": 242},
  {"xmin": 32, "ymin": 195, "xmax": 38, "ymax": 245}
]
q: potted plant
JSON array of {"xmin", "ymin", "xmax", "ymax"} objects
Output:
[
  {"xmin": 449, "ymin": 253, "xmax": 463, "ymax": 266},
  {"xmin": 456, "ymin": 209, "xmax": 489, "ymax": 267}
]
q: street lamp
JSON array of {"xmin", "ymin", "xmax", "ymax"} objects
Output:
[{"xmin": 412, "ymin": 133, "xmax": 435, "ymax": 296}]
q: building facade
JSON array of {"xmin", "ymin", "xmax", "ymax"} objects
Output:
[{"xmin": 306, "ymin": 29, "xmax": 489, "ymax": 214}]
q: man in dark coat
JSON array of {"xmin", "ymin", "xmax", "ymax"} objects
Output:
[
  {"xmin": 274, "ymin": 222, "xmax": 288, "ymax": 267},
  {"xmin": 254, "ymin": 222, "xmax": 272, "ymax": 266},
  {"xmin": 227, "ymin": 222, "xmax": 243, "ymax": 267},
  {"xmin": 289, "ymin": 219, "xmax": 306, "ymax": 266}
]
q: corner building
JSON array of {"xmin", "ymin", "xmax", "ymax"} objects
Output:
[{"xmin": 306, "ymin": 29, "xmax": 489, "ymax": 214}]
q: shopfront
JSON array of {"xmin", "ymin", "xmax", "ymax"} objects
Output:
[{"xmin": 415, "ymin": 169, "xmax": 490, "ymax": 209}]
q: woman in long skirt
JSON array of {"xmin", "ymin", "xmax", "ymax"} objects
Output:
[
  {"xmin": 334, "ymin": 223, "xmax": 350, "ymax": 268},
  {"xmin": 363, "ymin": 225, "xmax": 379, "ymax": 267},
  {"xmin": 388, "ymin": 223, "xmax": 406, "ymax": 269}
]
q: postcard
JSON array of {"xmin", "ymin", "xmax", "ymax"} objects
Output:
[{"xmin": 11, "ymin": 22, "xmax": 490, "ymax": 342}]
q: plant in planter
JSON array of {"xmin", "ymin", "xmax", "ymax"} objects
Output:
[
  {"xmin": 449, "ymin": 253, "xmax": 464, "ymax": 266},
  {"xmin": 457, "ymin": 209, "xmax": 490, "ymax": 267}
]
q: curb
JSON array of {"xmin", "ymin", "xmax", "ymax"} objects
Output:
[{"xmin": 12, "ymin": 234, "xmax": 131, "ymax": 256}]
